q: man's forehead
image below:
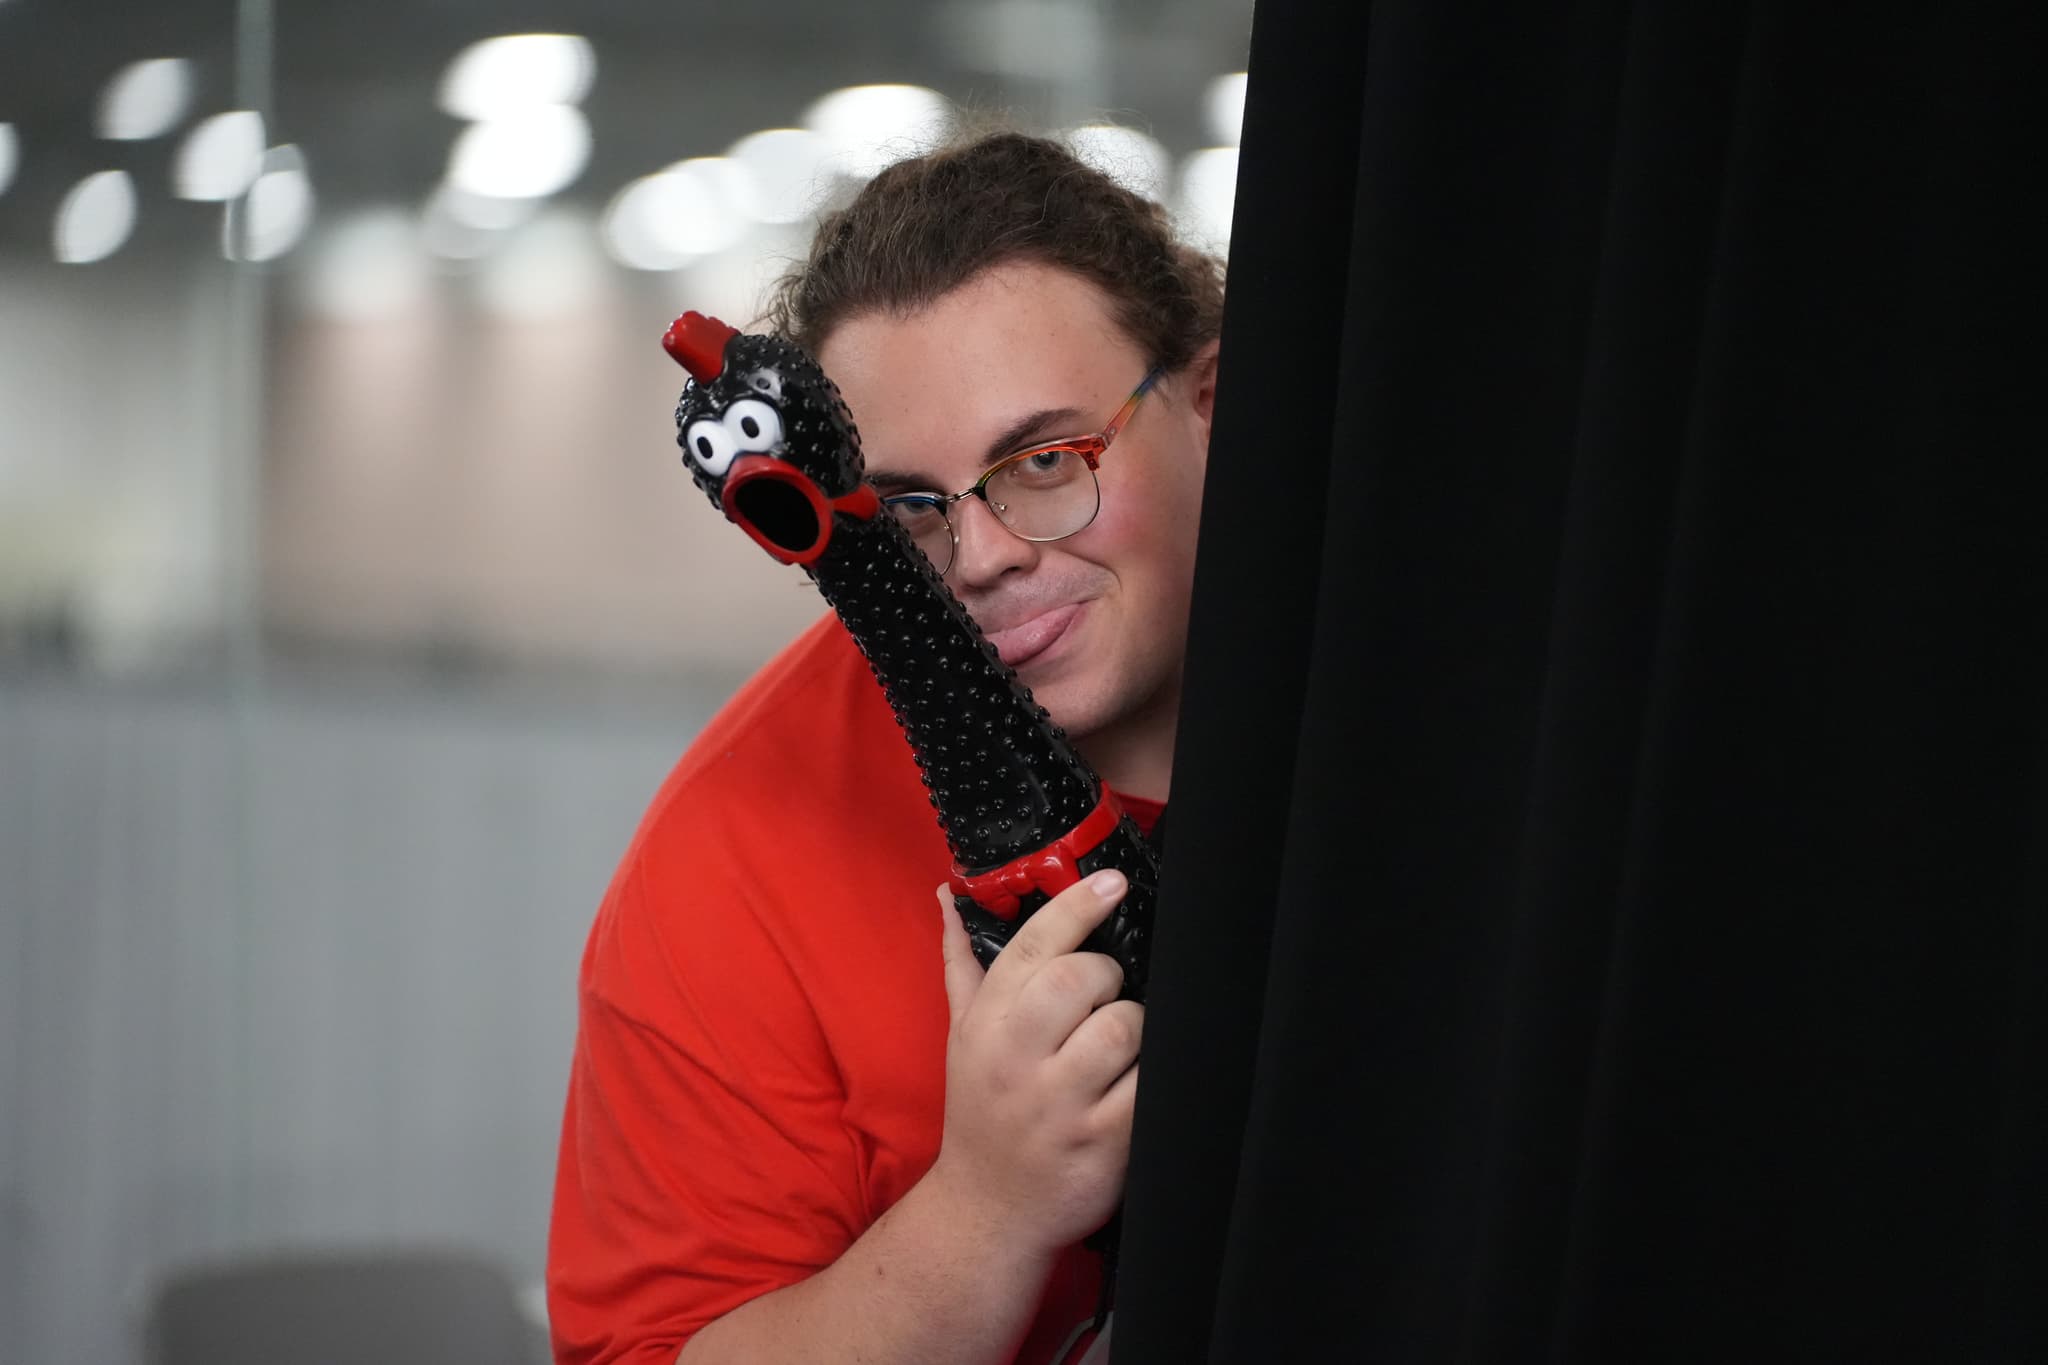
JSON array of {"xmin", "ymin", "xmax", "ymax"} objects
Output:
[
  {"xmin": 822, "ymin": 314, "xmax": 1138, "ymax": 483},
  {"xmin": 820, "ymin": 264, "xmax": 1136, "ymax": 385}
]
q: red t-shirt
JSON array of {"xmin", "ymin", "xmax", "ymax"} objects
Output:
[{"xmin": 548, "ymin": 613, "xmax": 1155, "ymax": 1363}]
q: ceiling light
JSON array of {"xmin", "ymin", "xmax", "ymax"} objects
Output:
[
  {"xmin": 98, "ymin": 58, "xmax": 195, "ymax": 140},
  {"xmin": 726, "ymin": 128, "xmax": 832, "ymax": 225},
  {"xmin": 54, "ymin": 170, "xmax": 138, "ymax": 263},
  {"xmin": 602, "ymin": 176, "xmax": 688, "ymax": 272},
  {"xmin": 802, "ymin": 84, "xmax": 952, "ymax": 180},
  {"xmin": 440, "ymin": 34, "xmax": 595, "ymax": 121},
  {"xmin": 225, "ymin": 145, "xmax": 314, "ymax": 261},
  {"xmin": 1067, "ymin": 125, "xmax": 1169, "ymax": 202},
  {"xmin": 1205, "ymin": 72, "xmax": 1248, "ymax": 147},
  {"xmin": 1177, "ymin": 147, "xmax": 1239, "ymax": 251},
  {"xmin": 448, "ymin": 105, "xmax": 591, "ymax": 199},
  {"xmin": 601, "ymin": 157, "xmax": 757, "ymax": 271},
  {"xmin": 173, "ymin": 110, "xmax": 266, "ymax": 200}
]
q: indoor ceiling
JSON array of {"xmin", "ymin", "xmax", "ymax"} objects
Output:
[{"xmin": 0, "ymin": 0, "xmax": 1256, "ymax": 261}]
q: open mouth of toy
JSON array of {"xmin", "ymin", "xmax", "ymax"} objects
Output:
[
  {"xmin": 722, "ymin": 456, "xmax": 880, "ymax": 566},
  {"xmin": 725, "ymin": 458, "xmax": 824, "ymax": 563}
]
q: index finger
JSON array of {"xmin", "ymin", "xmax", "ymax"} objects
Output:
[{"xmin": 980, "ymin": 869, "xmax": 1127, "ymax": 993}]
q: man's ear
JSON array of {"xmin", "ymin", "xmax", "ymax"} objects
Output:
[{"xmin": 1189, "ymin": 340, "xmax": 1222, "ymax": 443}]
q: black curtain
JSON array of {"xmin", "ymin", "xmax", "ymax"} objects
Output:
[{"xmin": 1119, "ymin": 3, "xmax": 2045, "ymax": 1360}]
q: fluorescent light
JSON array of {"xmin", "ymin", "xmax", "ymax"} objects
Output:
[
  {"xmin": 448, "ymin": 105, "xmax": 591, "ymax": 199},
  {"xmin": 173, "ymin": 110, "xmax": 266, "ymax": 200},
  {"xmin": 1177, "ymin": 147, "xmax": 1239, "ymax": 251},
  {"xmin": 54, "ymin": 170, "xmax": 138, "ymax": 263},
  {"xmin": 1205, "ymin": 73, "xmax": 1248, "ymax": 147},
  {"xmin": 440, "ymin": 34, "xmax": 595, "ymax": 120},
  {"xmin": 98, "ymin": 58, "xmax": 195, "ymax": 140},
  {"xmin": 802, "ymin": 84, "xmax": 952, "ymax": 180},
  {"xmin": 726, "ymin": 128, "xmax": 832, "ymax": 225},
  {"xmin": 226, "ymin": 145, "xmax": 314, "ymax": 261},
  {"xmin": 1067, "ymin": 125, "xmax": 1169, "ymax": 202},
  {"xmin": 602, "ymin": 175, "xmax": 689, "ymax": 272},
  {"xmin": 601, "ymin": 157, "xmax": 756, "ymax": 271}
]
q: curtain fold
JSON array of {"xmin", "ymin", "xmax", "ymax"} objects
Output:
[{"xmin": 1119, "ymin": 3, "xmax": 2045, "ymax": 1359}]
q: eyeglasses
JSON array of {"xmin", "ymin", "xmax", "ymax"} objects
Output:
[{"xmin": 880, "ymin": 366, "xmax": 1166, "ymax": 576}]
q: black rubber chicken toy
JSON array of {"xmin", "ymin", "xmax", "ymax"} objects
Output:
[{"xmin": 664, "ymin": 310, "xmax": 1158, "ymax": 1002}]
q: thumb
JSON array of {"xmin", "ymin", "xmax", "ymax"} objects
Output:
[{"xmin": 936, "ymin": 886, "xmax": 984, "ymax": 1029}]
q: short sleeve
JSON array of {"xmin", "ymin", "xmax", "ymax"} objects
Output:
[{"xmin": 546, "ymin": 847, "xmax": 870, "ymax": 1363}]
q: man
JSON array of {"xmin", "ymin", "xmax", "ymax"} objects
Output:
[{"xmin": 547, "ymin": 131, "xmax": 1224, "ymax": 1364}]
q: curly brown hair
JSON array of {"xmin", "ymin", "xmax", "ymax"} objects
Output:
[{"xmin": 762, "ymin": 131, "xmax": 1225, "ymax": 372}]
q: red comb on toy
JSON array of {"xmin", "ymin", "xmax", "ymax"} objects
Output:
[{"xmin": 663, "ymin": 312, "xmax": 738, "ymax": 382}]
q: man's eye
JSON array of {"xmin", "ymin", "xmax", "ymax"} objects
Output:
[
  {"xmin": 1002, "ymin": 448, "xmax": 1083, "ymax": 487},
  {"xmin": 886, "ymin": 497, "xmax": 944, "ymax": 527}
]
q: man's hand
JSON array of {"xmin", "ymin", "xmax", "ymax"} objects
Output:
[
  {"xmin": 928, "ymin": 870, "xmax": 1143, "ymax": 1259},
  {"xmin": 676, "ymin": 872, "xmax": 1142, "ymax": 1365}
]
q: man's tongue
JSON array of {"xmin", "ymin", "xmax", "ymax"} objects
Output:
[{"xmin": 983, "ymin": 604, "xmax": 1079, "ymax": 668}]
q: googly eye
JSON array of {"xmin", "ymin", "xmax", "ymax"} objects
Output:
[
  {"xmin": 723, "ymin": 399, "xmax": 784, "ymax": 452},
  {"xmin": 683, "ymin": 419, "xmax": 739, "ymax": 476}
]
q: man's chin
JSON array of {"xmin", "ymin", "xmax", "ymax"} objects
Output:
[{"xmin": 1020, "ymin": 675, "xmax": 1110, "ymax": 744}]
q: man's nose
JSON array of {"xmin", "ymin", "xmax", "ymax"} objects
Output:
[{"xmin": 949, "ymin": 493, "xmax": 1038, "ymax": 586}]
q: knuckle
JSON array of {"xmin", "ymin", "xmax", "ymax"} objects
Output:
[
  {"xmin": 1090, "ymin": 1007, "xmax": 1136, "ymax": 1054},
  {"xmin": 1000, "ymin": 932, "xmax": 1052, "ymax": 970},
  {"xmin": 1040, "ymin": 955, "xmax": 1090, "ymax": 998}
]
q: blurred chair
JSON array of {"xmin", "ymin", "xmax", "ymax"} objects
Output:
[{"xmin": 143, "ymin": 1247, "xmax": 548, "ymax": 1365}]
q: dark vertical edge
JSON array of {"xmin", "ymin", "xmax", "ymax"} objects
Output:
[{"xmin": 1112, "ymin": 0, "xmax": 1375, "ymax": 1358}]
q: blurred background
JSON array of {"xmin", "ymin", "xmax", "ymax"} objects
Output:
[{"xmin": 0, "ymin": 0, "xmax": 1251, "ymax": 1358}]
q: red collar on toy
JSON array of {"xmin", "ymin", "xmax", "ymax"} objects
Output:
[{"xmin": 947, "ymin": 788, "xmax": 1125, "ymax": 919}]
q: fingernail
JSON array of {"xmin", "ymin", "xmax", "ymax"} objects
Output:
[{"xmin": 1088, "ymin": 869, "xmax": 1126, "ymax": 898}]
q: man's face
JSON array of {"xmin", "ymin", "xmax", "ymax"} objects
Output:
[{"xmin": 817, "ymin": 261, "xmax": 1214, "ymax": 792}]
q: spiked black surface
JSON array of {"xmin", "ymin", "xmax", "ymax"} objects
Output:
[{"xmin": 674, "ymin": 324, "xmax": 1158, "ymax": 999}]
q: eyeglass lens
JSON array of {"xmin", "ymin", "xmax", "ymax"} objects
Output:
[{"xmin": 888, "ymin": 447, "xmax": 1102, "ymax": 575}]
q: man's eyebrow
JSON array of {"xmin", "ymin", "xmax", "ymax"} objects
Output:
[
  {"xmin": 866, "ymin": 404, "xmax": 1091, "ymax": 496},
  {"xmin": 867, "ymin": 469, "xmax": 942, "ymax": 496},
  {"xmin": 983, "ymin": 404, "xmax": 1090, "ymax": 466}
]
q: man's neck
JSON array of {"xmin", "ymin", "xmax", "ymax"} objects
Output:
[{"xmin": 1078, "ymin": 691, "xmax": 1178, "ymax": 805}]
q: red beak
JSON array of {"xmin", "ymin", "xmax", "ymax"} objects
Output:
[{"xmin": 721, "ymin": 456, "xmax": 883, "ymax": 566}]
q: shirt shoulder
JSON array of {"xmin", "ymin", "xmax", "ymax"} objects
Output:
[
  {"xmin": 638, "ymin": 612, "xmax": 910, "ymax": 847},
  {"xmin": 588, "ymin": 609, "xmax": 945, "ymax": 1013}
]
